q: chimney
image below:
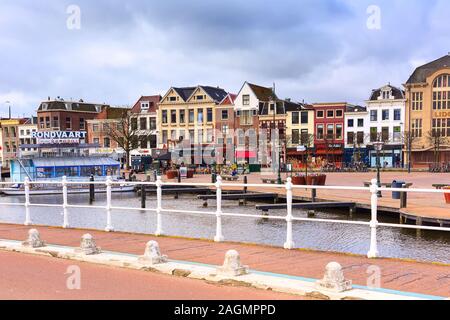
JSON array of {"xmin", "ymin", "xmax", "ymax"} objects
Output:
[{"xmin": 8, "ymin": 105, "xmax": 11, "ymax": 119}]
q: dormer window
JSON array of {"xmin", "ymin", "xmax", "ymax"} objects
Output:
[
  {"xmin": 381, "ymin": 90, "xmax": 391, "ymax": 100},
  {"xmin": 95, "ymin": 105, "xmax": 102, "ymax": 112},
  {"xmin": 141, "ymin": 102, "xmax": 150, "ymax": 109},
  {"xmin": 41, "ymin": 103, "xmax": 48, "ymax": 111}
]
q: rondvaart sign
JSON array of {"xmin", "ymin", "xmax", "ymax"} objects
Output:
[{"xmin": 32, "ymin": 131, "xmax": 87, "ymax": 145}]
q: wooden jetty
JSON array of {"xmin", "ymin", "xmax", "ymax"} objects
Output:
[
  {"xmin": 256, "ymin": 201, "xmax": 357, "ymax": 216},
  {"xmin": 197, "ymin": 192, "xmax": 279, "ymax": 207}
]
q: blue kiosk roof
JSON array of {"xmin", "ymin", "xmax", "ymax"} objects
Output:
[{"xmin": 33, "ymin": 157, "xmax": 120, "ymax": 168}]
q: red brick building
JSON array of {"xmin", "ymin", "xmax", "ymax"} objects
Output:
[
  {"xmin": 37, "ymin": 99, "xmax": 109, "ymax": 136},
  {"xmin": 312, "ymin": 102, "xmax": 348, "ymax": 168}
]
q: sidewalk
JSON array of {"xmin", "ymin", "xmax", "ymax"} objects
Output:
[{"xmin": 0, "ymin": 223, "xmax": 448, "ymax": 298}]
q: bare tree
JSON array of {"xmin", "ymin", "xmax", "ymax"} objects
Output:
[
  {"xmin": 104, "ymin": 109, "xmax": 151, "ymax": 169},
  {"xmin": 426, "ymin": 130, "xmax": 448, "ymax": 165},
  {"xmin": 401, "ymin": 130, "xmax": 417, "ymax": 172}
]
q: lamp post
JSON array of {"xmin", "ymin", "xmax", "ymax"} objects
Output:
[
  {"xmin": 277, "ymin": 142, "xmax": 283, "ymax": 184},
  {"xmin": 373, "ymin": 140, "xmax": 385, "ymax": 198}
]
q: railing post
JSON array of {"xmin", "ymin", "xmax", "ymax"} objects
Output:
[
  {"xmin": 367, "ymin": 178, "xmax": 379, "ymax": 258},
  {"xmin": 24, "ymin": 177, "xmax": 32, "ymax": 226},
  {"xmin": 284, "ymin": 177, "xmax": 295, "ymax": 249},
  {"xmin": 155, "ymin": 176, "xmax": 163, "ymax": 236},
  {"xmin": 214, "ymin": 175, "xmax": 224, "ymax": 242},
  {"xmin": 62, "ymin": 176, "xmax": 69, "ymax": 228},
  {"xmin": 105, "ymin": 176, "xmax": 114, "ymax": 232}
]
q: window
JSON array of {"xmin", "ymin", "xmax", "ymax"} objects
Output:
[
  {"xmin": 39, "ymin": 117, "xmax": 45, "ymax": 129},
  {"xmin": 93, "ymin": 138, "xmax": 99, "ymax": 144},
  {"xmin": 291, "ymin": 129, "xmax": 300, "ymax": 145},
  {"xmin": 92, "ymin": 124, "xmax": 99, "ymax": 132},
  {"xmin": 243, "ymin": 95, "xmax": 250, "ymax": 105},
  {"xmin": 326, "ymin": 124, "xmax": 334, "ymax": 139},
  {"xmin": 316, "ymin": 124, "xmax": 324, "ymax": 140},
  {"xmin": 382, "ymin": 110, "xmax": 389, "ymax": 121},
  {"xmin": 162, "ymin": 110, "xmax": 168, "ymax": 124},
  {"xmin": 347, "ymin": 132, "xmax": 354, "ymax": 145},
  {"xmin": 301, "ymin": 111, "xmax": 308, "ymax": 124},
  {"xmin": 141, "ymin": 102, "xmax": 149, "ymax": 109},
  {"xmin": 357, "ymin": 132, "xmax": 364, "ymax": 144},
  {"xmin": 370, "ymin": 110, "xmax": 378, "ymax": 122},
  {"xmin": 348, "ymin": 119, "xmax": 354, "ymax": 127},
  {"xmin": 316, "ymin": 110, "xmax": 324, "ymax": 118},
  {"xmin": 327, "ymin": 110, "xmax": 334, "ymax": 118},
  {"xmin": 301, "ymin": 129, "xmax": 309, "ymax": 145},
  {"xmin": 103, "ymin": 123, "xmax": 109, "ymax": 132},
  {"xmin": 221, "ymin": 125, "xmax": 229, "ymax": 135},
  {"xmin": 150, "ymin": 118, "xmax": 157, "ymax": 130},
  {"xmin": 432, "ymin": 75, "xmax": 450, "ymax": 110},
  {"xmin": 381, "ymin": 127, "xmax": 389, "ymax": 142},
  {"xmin": 240, "ymin": 110, "xmax": 253, "ymax": 125},
  {"xmin": 197, "ymin": 109, "xmax": 204, "ymax": 124},
  {"xmin": 335, "ymin": 124, "xmax": 343, "ymax": 140},
  {"xmin": 52, "ymin": 116, "xmax": 59, "ymax": 128},
  {"xmin": 221, "ymin": 110, "xmax": 228, "ymax": 120},
  {"xmin": 394, "ymin": 109, "xmax": 401, "ymax": 121},
  {"xmin": 171, "ymin": 130, "xmax": 177, "ymax": 141},
  {"xmin": 171, "ymin": 110, "xmax": 177, "ymax": 123},
  {"xmin": 411, "ymin": 119, "xmax": 422, "ymax": 138},
  {"xmin": 412, "ymin": 92, "xmax": 423, "ymax": 111},
  {"xmin": 131, "ymin": 118, "xmax": 138, "ymax": 130},
  {"xmin": 292, "ymin": 112, "xmax": 299, "ymax": 125},
  {"xmin": 162, "ymin": 130, "xmax": 168, "ymax": 144},
  {"xmin": 197, "ymin": 129, "xmax": 203, "ymax": 143},
  {"xmin": 189, "ymin": 130, "xmax": 194, "ymax": 142},
  {"xmin": 179, "ymin": 110, "xmax": 185, "ymax": 123},
  {"xmin": 46, "ymin": 116, "xmax": 50, "ymax": 128},
  {"xmin": 140, "ymin": 118, "xmax": 147, "ymax": 130},
  {"xmin": 196, "ymin": 95, "xmax": 204, "ymax": 100},
  {"xmin": 432, "ymin": 118, "xmax": 450, "ymax": 137},
  {"xmin": 206, "ymin": 129, "xmax": 213, "ymax": 143},
  {"xmin": 189, "ymin": 110, "xmax": 195, "ymax": 123},
  {"xmin": 140, "ymin": 136, "xmax": 147, "ymax": 149},
  {"xmin": 357, "ymin": 119, "xmax": 364, "ymax": 127},
  {"xmin": 65, "ymin": 117, "xmax": 71, "ymax": 129},
  {"xmin": 169, "ymin": 96, "xmax": 177, "ymax": 102},
  {"xmin": 149, "ymin": 135, "xmax": 157, "ymax": 148},
  {"xmin": 103, "ymin": 137, "xmax": 110, "ymax": 148},
  {"xmin": 393, "ymin": 126, "xmax": 401, "ymax": 141},
  {"xmin": 207, "ymin": 108, "xmax": 213, "ymax": 122},
  {"xmin": 370, "ymin": 127, "xmax": 378, "ymax": 142},
  {"xmin": 335, "ymin": 110, "xmax": 343, "ymax": 118},
  {"xmin": 79, "ymin": 118, "xmax": 85, "ymax": 130},
  {"xmin": 382, "ymin": 90, "xmax": 391, "ymax": 100}
]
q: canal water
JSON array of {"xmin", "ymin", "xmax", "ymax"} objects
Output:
[{"xmin": 0, "ymin": 192, "xmax": 449, "ymax": 264}]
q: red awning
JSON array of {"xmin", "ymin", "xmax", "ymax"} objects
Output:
[
  {"xmin": 235, "ymin": 151, "xmax": 257, "ymax": 158},
  {"xmin": 315, "ymin": 150, "xmax": 343, "ymax": 155}
]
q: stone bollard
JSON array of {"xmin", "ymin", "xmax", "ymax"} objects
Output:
[
  {"xmin": 216, "ymin": 250, "xmax": 249, "ymax": 277},
  {"xmin": 74, "ymin": 234, "xmax": 101, "ymax": 255},
  {"xmin": 138, "ymin": 240, "xmax": 168, "ymax": 265},
  {"xmin": 22, "ymin": 229, "xmax": 45, "ymax": 248},
  {"xmin": 316, "ymin": 262, "xmax": 352, "ymax": 293}
]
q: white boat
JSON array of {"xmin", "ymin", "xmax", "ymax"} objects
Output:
[{"xmin": 0, "ymin": 185, "xmax": 135, "ymax": 196}]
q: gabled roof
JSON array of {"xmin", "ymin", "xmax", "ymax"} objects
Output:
[
  {"xmin": 131, "ymin": 95, "xmax": 161, "ymax": 113},
  {"xmin": 369, "ymin": 84, "xmax": 405, "ymax": 101},
  {"xmin": 220, "ymin": 93, "xmax": 237, "ymax": 105},
  {"xmin": 406, "ymin": 54, "xmax": 450, "ymax": 84},
  {"xmin": 173, "ymin": 87, "xmax": 197, "ymax": 101},
  {"xmin": 199, "ymin": 86, "xmax": 228, "ymax": 103},
  {"xmin": 247, "ymin": 82, "xmax": 277, "ymax": 101}
]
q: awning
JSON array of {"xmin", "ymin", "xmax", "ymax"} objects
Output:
[
  {"xmin": 235, "ymin": 151, "xmax": 257, "ymax": 158},
  {"xmin": 315, "ymin": 150, "xmax": 343, "ymax": 155},
  {"xmin": 154, "ymin": 153, "xmax": 171, "ymax": 161}
]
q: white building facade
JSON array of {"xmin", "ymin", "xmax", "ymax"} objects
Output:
[
  {"xmin": 365, "ymin": 84, "xmax": 406, "ymax": 168},
  {"xmin": 343, "ymin": 105, "xmax": 370, "ymax": 166}
]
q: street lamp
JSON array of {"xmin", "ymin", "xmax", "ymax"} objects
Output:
[
  {"xmin": 373, "ymin": 140, "xmax": 385, "ymax": 198},
  {"xmin": 277, "ymin": 142, "xmax": 283, "ymax": 184}
]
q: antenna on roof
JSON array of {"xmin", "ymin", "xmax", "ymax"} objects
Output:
[{"xmin": 272, "ymin": 82, "xmax": 276, "ymax": 94}]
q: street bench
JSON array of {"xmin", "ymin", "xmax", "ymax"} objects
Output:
[
  {"xmin": 222, "ymin": 175, "xmax": 239, "ymax": 181},
  {"xmin": 363, "ymin": 182, "xmax": 413, "ymax": 188},
  {"xmin": 261, "ymin": 178, "xmax": 286, "ymax": 184},
  {"xmin": 432, "ymin": 184, "xmax": 450, "ymax": 189}
]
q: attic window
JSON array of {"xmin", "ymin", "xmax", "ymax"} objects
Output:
[
  {"xmin": 169, "ymin": 97, "xmax": 177, "ymax": 102},
  {"xmin": 65, "ymin": 103, "xmax": 72, "ymax": 110},
  {"xmin": 196, "ymin": 95, "xmax": 204, "ymax": 100},
  {"xmin": 41, "ymin": 103, "xmax": 48, "ymax": 111},
  {"xmin": 381, "ymin": 90, "xmax": 391, "ymax": 99},
  {"xmin": 141, "ymin": 102, "xmax": 150, "ymax": 109},
  {"xmin": 95, "ymin": 105, "xmax": 102, "ymax": 112}
]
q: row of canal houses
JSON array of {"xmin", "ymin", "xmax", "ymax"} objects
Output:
[{"xmin": 3, "ymin": 54, "xmax": 450, "ymax": 174}]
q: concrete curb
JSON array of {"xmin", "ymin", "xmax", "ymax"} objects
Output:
[{"xmin": 0, "ymin": 239, "xmax": 442, "ymax": 300}]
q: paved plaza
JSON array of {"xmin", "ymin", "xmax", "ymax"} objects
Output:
[{"xmin": 0, "ymin": 224, "xmax": 448, "ymax": 298}]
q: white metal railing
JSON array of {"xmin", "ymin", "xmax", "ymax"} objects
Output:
[{"xmin": 0, "ymin": 176, "xmax": 449, "ymax": 259}]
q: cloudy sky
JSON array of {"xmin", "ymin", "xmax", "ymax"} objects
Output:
[{"xmin": 1, "ymin": 0, "xmax": 449, "ymax": 117}]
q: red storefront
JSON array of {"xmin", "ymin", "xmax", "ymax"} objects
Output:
[{"xmin": 312, "ymin": 103, "xmax": 348, "ymax": 168}]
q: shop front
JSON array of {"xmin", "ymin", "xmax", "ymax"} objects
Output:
[
  {"xmin": 367, "ymin": 144, "xmax": 403, "ymax": 168},
  {"xmin": 314, "ymin": 143, "xmax": 344, "ymax": 168}
]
